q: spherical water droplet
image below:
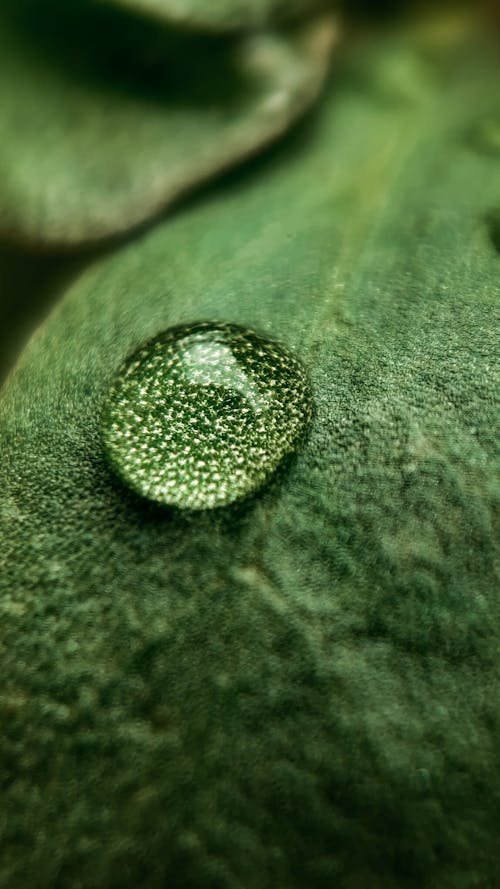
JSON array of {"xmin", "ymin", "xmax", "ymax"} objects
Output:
[{"xmin": 101, "ymin": 322, "xmax": 312, "ymax": 510}]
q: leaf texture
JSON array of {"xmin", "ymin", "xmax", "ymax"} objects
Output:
[{"xmin": 1, "ymin": 14, "xmax": 499, "ymax": 889}]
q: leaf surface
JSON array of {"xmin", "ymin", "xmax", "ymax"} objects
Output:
[{"xmin": 1, "ymin": 15, "xmax": 499, "ymax": 889}]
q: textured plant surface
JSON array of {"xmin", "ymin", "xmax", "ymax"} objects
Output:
[{"xmin": 1, "ymin": 3, "xmax": 499, "ymax": 888}]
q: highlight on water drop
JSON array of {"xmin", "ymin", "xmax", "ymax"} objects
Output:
[{"xmin": 101, "ymin": 321, "xmax": 312, "ymax": 510}]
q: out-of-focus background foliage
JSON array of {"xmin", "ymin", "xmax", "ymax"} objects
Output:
[{"xmin": 0, "ymin": 0, "xmax": 494, "ymax": 382}]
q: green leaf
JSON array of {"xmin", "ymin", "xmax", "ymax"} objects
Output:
[
  {"xmin": 1, "ymin": 14, "xmax": 499, "ymax": 889},
  {"xmin": 101, "ymin": 0, "xmax": 330, "ymax": 31},
  {"xmin": 0, "ymin": 6, "xmax": 335, "ymax": 248}
]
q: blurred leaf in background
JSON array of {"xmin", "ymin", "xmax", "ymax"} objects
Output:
[
  {"xmin": 0, "ymin": 2, "xmax": 336, "ymax": 248},
  {"xmin": 100, "ymin": 0, "xmax": 330, "ymax": 30}
]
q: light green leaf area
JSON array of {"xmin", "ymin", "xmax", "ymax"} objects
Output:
[
  {"xmin": 0, "ymin": 5, "xmax": 335, "ymax": 248},
  {"xmin": 1, "ymin": 16, "xmax": 499, "ymax": 889},
  {"xmin": 101, "ymin": 0, "xmax": 328, "ymax": 31}
]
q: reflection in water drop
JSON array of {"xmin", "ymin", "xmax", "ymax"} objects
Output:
[{"xmin": 101, "ymin": 322, "xmax": 312, "ymax": 510}]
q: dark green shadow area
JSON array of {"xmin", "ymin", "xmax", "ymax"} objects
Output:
[
  {"xmin": 2, "ymin": 0, "xmax": 249, "ymax": 109},
  {"xmin": 485, "ymin": 208, "xmax": 500, "ymax": 253},
  {"xmin": 0, "ymin": 247, "xmax": 90, "ymax": 383}
]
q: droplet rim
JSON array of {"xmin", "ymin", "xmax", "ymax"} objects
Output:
[{"xmin": 100, "ymin": 321, "xmax": 313, "ymax": 511}]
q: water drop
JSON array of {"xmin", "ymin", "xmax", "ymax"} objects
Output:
[{"xmin": 101, "ymin": 322, "xmax": 312, "ymax": 510}]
